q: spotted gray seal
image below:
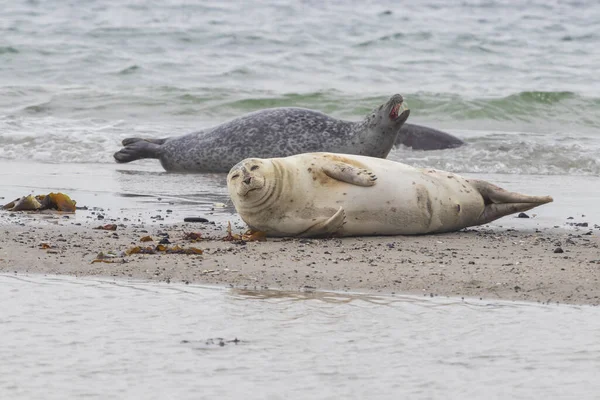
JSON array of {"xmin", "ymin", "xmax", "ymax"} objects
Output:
[
  {"xmin": 227, "ymin": 152, "xmax": 553, "ymax": 237},
  {"xmin": 114, "ymin": 95, "xmax": 409, "ymax": 173}
]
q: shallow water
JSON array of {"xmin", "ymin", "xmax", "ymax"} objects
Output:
[{"xmin": 1, "ymin": 274, "xmax": 599, "ymax": 400}]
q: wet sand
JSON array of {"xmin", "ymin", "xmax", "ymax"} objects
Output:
[{"xmin": 1, "ymin": 212, "xmax": 599, "ymax": 306}]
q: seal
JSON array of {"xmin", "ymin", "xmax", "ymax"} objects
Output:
[
  {"xmin": 113, "ymin": 95, "xmax": 409, "ymax": 173},
  {"xmin": 227, "ymin": 152, "xmax": 553, "ymax": 237},
  {"xmin": 396, "ymin": 123, "xmax": 464, "ymax": 150}
]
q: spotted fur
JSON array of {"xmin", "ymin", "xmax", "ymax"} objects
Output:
[{"xmin": 113, "ymin": 95, "xmax": 409, "ymax": 172}]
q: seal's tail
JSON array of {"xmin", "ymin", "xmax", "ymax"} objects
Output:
[
  {"xmin": 113, "ymin": 138, "xmax": 166, "ymax": 163},
  {"xmin": 468, "ymin": 179, "xmax": 553, "ymax": 225}
]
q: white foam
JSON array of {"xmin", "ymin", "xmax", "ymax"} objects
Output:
[
  {"xmin": 391, "ymin": 130, "xmax": 600, "ymax": 176},
  {"xmin": 0, "ymin": 116, "xmax": 174, "ymax": 164}
]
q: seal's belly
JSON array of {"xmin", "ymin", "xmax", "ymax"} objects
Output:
[{"xmin": 294, "ymin": 163, "xmax": 485, "ymax": 235}]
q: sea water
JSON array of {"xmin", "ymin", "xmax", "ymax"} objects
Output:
[{"xmin": 1, "ymin": 274, "xmax": 599, "ymax": 400}]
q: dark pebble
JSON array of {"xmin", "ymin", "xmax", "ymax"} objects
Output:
[
  {"xmin": 553, "ymin": 247, "xmax": 564, "ymax": 254},
  {"xmin": 517, "ymin": 213, "xmax": 530, "ymax": 218},
  {"xmin": 184, "ymin": 217, "xmax": 209, "ymax": 223}
]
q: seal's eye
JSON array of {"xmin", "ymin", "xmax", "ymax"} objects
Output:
[
  {"xmin": 250, "ymin": 165, "xmax": 259, "ymax": 171},
  {"xmin": 231, "ymin": 173, "xmax": 240, "ymax": 180}
]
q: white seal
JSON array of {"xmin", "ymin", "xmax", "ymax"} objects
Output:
[{"xmin": 227, "ymin": 153, "xmax": 553, "ymax": 237}]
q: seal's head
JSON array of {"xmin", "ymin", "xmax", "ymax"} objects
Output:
[
  {"xmin": 354, "ymin": 94, "xmax": 410, "ymax": 157},
  {"xmin": 227, "ymin": 158, "xmax": 275, "ymax": 206},
  {"xmin": 378, "ymin": 94, "xmax": 410, "ymax": 127},
  {"xmin": 361, "ymin": 94, "xmax": 410, "ymax": 134}
]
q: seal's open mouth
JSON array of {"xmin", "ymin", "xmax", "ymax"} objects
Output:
[{"xmin": 389, "ymin": 102, "xmax": 409, "ymax": 121}]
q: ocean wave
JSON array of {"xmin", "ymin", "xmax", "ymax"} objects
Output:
[
  {"xmin": 0, "ymin": 46, "xmax": 18, "ymax": 55},
  {"xmin": 189, "ymin": 90, "xmax": 600, "ymax": 129},
  {"xmin": 4, "ymin": 85, "xmax": 600, "ymax": 130},
  {"xmin": 398, "ymin": 91, "xmax": 600, "ymax": 128}
]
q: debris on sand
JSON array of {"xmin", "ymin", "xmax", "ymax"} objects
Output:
[
  {"xmin": 3, "ymin": 192, "xmax": 77, "ymax": 212},
  {"xmin": 94, "ymin": 224, "xmax": 118, "ymax": 231},
  {"xmin": 223, "ymin": 221, "xmax": 267, "ymax": 242},
  {"xmin": 126, "ymin": 244, "xmax": 203, "ymax": 255}
]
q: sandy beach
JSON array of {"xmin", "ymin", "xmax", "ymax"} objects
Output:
[{"xmin": 1, "ymin": 210, "xmax": 598, "ymax": 306}]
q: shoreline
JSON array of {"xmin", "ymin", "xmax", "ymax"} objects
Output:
[{"xmin": 1, "ymin": 213, "xmax": 599, "ymax": 306}]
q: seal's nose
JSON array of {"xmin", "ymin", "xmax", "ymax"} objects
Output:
[{"xmin": 243, "ymin": 177, "xmax": 252, "ymax": 185}]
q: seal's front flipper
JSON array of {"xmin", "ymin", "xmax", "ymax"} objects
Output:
[
  {"xmin": 299, "ymin": 207, "xmax": 346, "ymax": 238},
  {"xmin": 468, "ymin": 179, "xmax": 553, "ymax": 225},
  {"xmin": 114, "ymin": 140, "xmax": 163, "ymax": 163},
  {"xmin": 322, "ymin": 162, "xmax": 377, "ymax": 187}
]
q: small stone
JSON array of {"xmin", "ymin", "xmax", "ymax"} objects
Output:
[
  {"xmin": 183, "ymin": 217, "xmax": 209, "ymax": 223},
  {"xmin": 553, "ymin": 247, "xmax": 564, "ymax": 254},
  {"xmin": 517, "ymin": 213, "xmax": 530, "ymax": 218}
]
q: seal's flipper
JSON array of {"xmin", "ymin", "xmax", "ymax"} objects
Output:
[
  {"xmin": 396, "ymin": 123, "xmax": 465, "ymax": 150},
  {"xmin": 468, "ymin": 179, "xmax": 553, "ymax": 225},
  {"xmin": 299, "ymin": 207, "xmax": 346, "ymax": 237},
  {"xmin": 322, "ymin": 162, "xmax": 377, "ymax": 187},
  {"xmin": 122, "ymin": 137, "xmax": 167, "ymax": 146},
  {"xmin": 114, "ymin": 140, "xmax": 163, "ymax": 163}
]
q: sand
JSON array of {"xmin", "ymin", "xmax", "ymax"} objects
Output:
[{"xmin": 1, "ymin": 211, "xmax": 599, "ymax": 306}]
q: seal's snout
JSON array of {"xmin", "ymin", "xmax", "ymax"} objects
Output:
[{"xmin": 227, "ymin": 159, "xmax": 269, "ymax": 198}]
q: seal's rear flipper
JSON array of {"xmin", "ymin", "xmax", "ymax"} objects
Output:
[
  {"xmin": 468, "ymin": 179, "xmax": 553, "ymax": 225},
  {"xmin": 322, "ymin": 162, "xmax": 377, "ymax": 187},
  {"xmin": 114, "ymin": 140, "xmax": 163, "ymax": 163},
  {"xmin": 396, "ymin": 123, "xmax": 465, "ymax": 150},
  {"xmin": 121, "ymin": 137, "xmax": 167, "ymax": 146},
  {"xmin": 299, "ymin": 207, "xmax": 346, "ymax": 237}
]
